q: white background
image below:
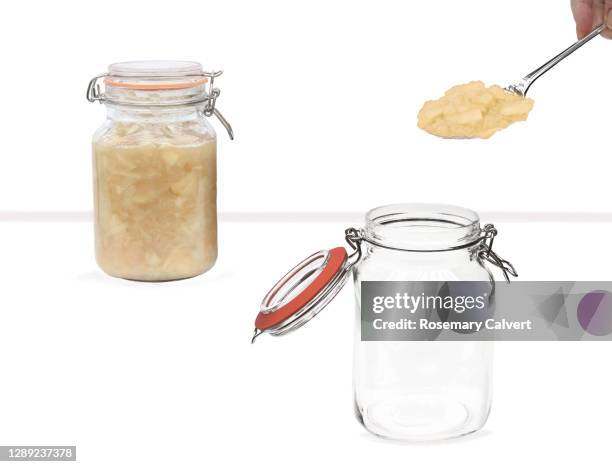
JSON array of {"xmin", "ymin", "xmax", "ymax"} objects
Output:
[
  {"xmin": 0, "ymin": 0, "xmax": 611, "ymax": 466},
  {"xmin": 1, "ymin": 0, "xmax": 611, "ymax": 213}
]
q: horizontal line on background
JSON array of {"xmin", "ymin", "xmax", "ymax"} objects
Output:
[
  {"xmin": 1, "ymin": 211, "xmax": 612, "ymax": 223},
  {"xmin": 219, "ymin": 211, "xmax": 612, "ymax": 223},
  {"xmin": 0, "ymin": 211, "xmax": 92, "ymax": 222}
]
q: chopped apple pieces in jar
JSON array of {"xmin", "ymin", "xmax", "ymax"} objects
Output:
[
  {"xmin": 93, "ymin": 121, "xmax": 217, "ymax": 281},
  {"xmin": 417, "ymin": 81, "xmax": 534, "ymax": 139}
]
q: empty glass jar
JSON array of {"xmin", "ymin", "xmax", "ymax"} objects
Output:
[
  {"xmin": 352, "ymin": 204, "xmax": 495, "ymax": 440},
  {"xmin": 253, "ymin": 203, "xmax": 517, "ymax": 441},
  {"xmin": 86, "ymin": 61, "xmax": 232, "ymax": 281}
]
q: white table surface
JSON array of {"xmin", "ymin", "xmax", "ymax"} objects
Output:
[{"xmin": 0, "ymin": 215, "xmax": 610, "ymax": 466}]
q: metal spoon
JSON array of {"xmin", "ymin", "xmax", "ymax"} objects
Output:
[{"xmin": 506, "ymin": 23, "xmax": 605, "ymax": 97}]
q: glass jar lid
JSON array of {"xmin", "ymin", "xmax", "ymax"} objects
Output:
[
  {"xmin": 252, "ymin": 247, "xmax": 353, "ymax": 343},
  {"xmin": 104, "ymin": 60, "xmax": 209, "ymax": 91},
  {"xmin": 87, "ymin": 60, "xmax": 234, "ymax": 139}
]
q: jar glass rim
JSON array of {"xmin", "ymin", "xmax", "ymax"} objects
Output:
[{"xmin": 363, "ymin": 203, "xmax": 481, "ymax": 252}]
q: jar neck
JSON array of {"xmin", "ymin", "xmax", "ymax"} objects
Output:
[
  {"xmin": 103, "ymin": 83, "xmax": 207, "ymax": 123},
  {"xmin": 105, "ymin": 104, "xmax": 201, "ymax": 123},
  {"xmin": 365, "ymin": 244, "xmax": 480, "ymax": 264},
  {"xmin": 363, "ymin": 204, "xmax": 482, "ymax": 252}
]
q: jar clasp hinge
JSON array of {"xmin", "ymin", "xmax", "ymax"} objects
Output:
[
  {"xmin": 344, "ymin": 227, "xmax": 364, "ymax": 265},
  {"xmin": 200, "ymin": 70, "xmax": 234, "ymax": 140},
  {"xmin": 478, "ymin": 224, "xmax": 518, "ymax": 283},
  {"xmin": 86, "ymin": 73, "xmax": 107, "ymax": 103}
]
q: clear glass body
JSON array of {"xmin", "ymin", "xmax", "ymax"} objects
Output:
[
  {"xmin": 92, "ymin": 100, "xmax": 217, "ymax": 281},
  {"xmin": 352, "ymin": 204, "xmax": 494, "ymax": 441}
]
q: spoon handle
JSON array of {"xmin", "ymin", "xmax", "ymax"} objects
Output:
[{"xmin": 509, "ymin": 23, "xmax": 605, "ymax": 96}]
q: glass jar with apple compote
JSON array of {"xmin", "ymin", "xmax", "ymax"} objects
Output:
[{"xmin": 87, "ymin": 61, "xmax": 233, "ymax": 281}]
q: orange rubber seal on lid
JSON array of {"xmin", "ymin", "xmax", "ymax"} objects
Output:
[
  {"xmin": 255, "ymin": 247, "xmax": 348, "ymax": 331},
  {"xmin": 104, "ymin": 77, "xmax": 208, "ymax": 91}
]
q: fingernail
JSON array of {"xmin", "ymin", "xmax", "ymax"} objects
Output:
[{"xmin": 607, "ymin": 11, "xmax": 612, "ymax": 29}]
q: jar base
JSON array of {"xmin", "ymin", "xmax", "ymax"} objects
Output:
[
  {"xmin": 96, "ymin": 258, "xmax": 217, "ymax": 282},
  {"xmin": 357, "ymin": 394, "xmax": 485, "ymax": 442}
]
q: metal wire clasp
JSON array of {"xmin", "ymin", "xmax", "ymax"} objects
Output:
[
  {"xmin": 86, "ymin": 74, "xmax": 107, "ymax": 103},
  {"xmin": 478, "ymin": 224, "xmax": 518, "ymax": 283},
  {"xmin": 200, "ymin": 70, "xmax": 234, "ymax": 140},
  {"xmin": 345, "ymin": 227, "xmax": 363, "ymax": 265}
]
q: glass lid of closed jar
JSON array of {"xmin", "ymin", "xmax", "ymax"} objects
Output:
[
  {"xmin": 86, "ymin": 61, "xmax": 233, "ymax": 282},
  {"xmin": 252, "ymin": 203, "xmax": 518, "ymax": 342}
]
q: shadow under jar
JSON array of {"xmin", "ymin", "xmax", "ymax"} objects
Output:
[
  {"xmin": 87, "ymin": 61, "xmax": 233, "ymax": 281},
  {"xmin": 253, "ymin": 203, "xmax": 517, "ymax": 442}
]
